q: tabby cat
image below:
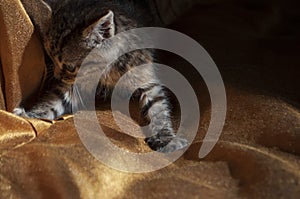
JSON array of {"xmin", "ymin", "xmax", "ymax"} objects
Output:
[{"xmin": 14, "ymin": 0, "xmax": 188, "ymax": 153}]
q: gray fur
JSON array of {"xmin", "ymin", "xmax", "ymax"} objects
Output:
[{"xmin": 14, "ymin": 0, "xmax": 188, "ymax": 153}]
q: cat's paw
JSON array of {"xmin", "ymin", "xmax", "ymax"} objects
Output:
[
  {"xmin": 13, "ymin": 107, "xmax": 29, "ymax": 117},
  {"xmin": 159, "ymin": 137, "xmax": 189, "ymax": 153},
  {"xmin": 145, "ymin": 135, "xmax": 189, "ymax": 153}
]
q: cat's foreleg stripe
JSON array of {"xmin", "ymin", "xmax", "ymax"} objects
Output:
[
  {"xmin": 138, "ymin": 84, "xmax": 189, "ymax": 152},
  {"xmin": 140, "ymin": 85, "xmax": 165, "ymax": 101},
  {"xmin": 140, "ymin": 86, "xmax": 174, "ymax": 135},
  {"xmin": 147, "ymin": 100, "xmax": 173, "ymax": 132},
  {"xmin": 50, "ymin": 108, "xmax": 59, "ymax": 119},
  {"xmin": 52, "ymin": 88, "xmax": 65, "ymax": 98},
  {"xmin": 141, "ymin": 96, "xmax": 165, "ymax": 117}
]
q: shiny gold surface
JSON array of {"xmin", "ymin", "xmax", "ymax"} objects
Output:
[{"xmin": 0, "ymin": 0, "xmax": 299, "ymax": 198}]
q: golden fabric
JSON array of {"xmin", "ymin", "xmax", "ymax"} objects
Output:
[{"xmin": 0, "ymin": 0, "xmax": 300, "ymax": 198}]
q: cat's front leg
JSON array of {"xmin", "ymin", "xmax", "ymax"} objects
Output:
[
  {"xmin": 13, "ymin": 100, "xmax": 65, "ymax": 120},
  {"xmin": 139, "ymin": 84, "xmax": 188, "ymax": 153},
  {"xmin": 13, "ymin": 86, "xmax": 73, "ymax": 120}
]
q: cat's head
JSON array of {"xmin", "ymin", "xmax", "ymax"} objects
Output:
[{"xmin": 41, "ymin": 1, "xmax": 115, "ymax": 84}]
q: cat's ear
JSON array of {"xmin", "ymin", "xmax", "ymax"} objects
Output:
[{"xmin": 83, "ymin": 11, "xmax": 115, "ymax": 45}]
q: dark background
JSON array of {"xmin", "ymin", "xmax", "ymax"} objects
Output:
[{"xmin": 160, "ymin": 0, "xmax": 300, "ymax": 108}]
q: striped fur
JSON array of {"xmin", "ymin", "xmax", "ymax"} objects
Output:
[{"xmin": 13, "ymin": 0, "xmax": 188, "ymax": 153}]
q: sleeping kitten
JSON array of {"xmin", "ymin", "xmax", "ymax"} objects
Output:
[{"xmin": 14, "ymin": 0, "xmax": 188, "ymax": 153}]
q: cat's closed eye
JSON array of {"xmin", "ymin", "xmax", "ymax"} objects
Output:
[{"xmin": 63, "ymin": 64, "xmax": 76, "ymax": 73}]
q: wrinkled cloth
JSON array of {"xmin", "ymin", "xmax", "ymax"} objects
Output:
[
  {"xmin": 0, "ymin": 0, "xmax": 46, "ymax": 111},
  {"xmin": 0, "ymin": 0, "xmax": 300, "ymax": 198}
]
